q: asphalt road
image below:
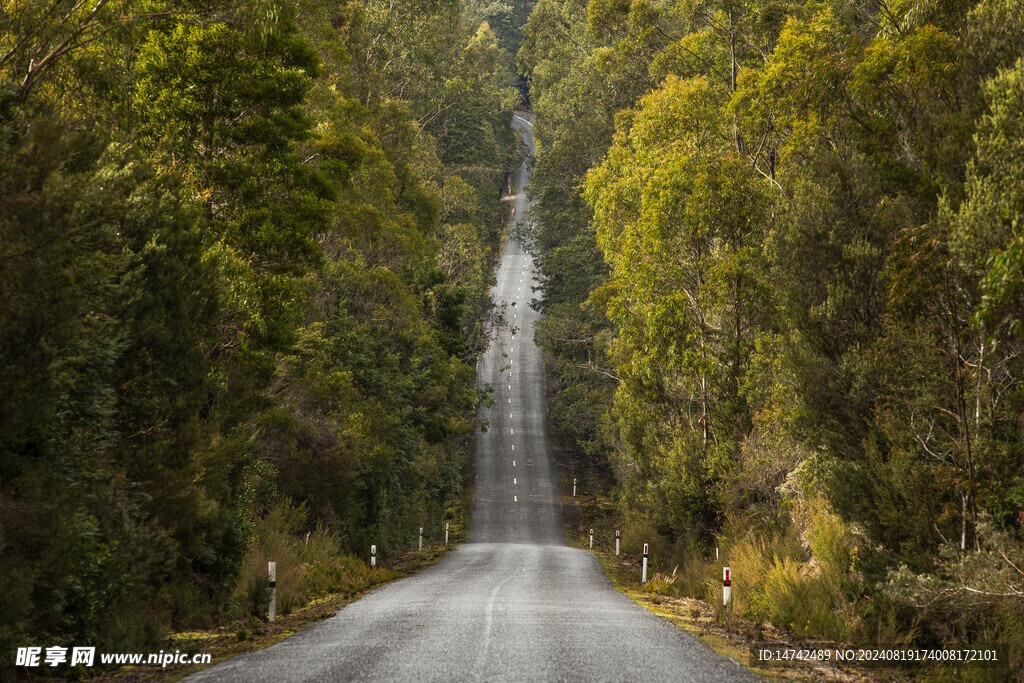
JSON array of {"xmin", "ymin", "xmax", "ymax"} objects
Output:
[{"xmin": 189, "ymin": 111, "xmax": 758, "ymax": 682}]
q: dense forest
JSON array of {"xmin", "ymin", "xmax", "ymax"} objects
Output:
[
  {"xmin": 5, "ymin": 0, "xmax": 1024, "ymax": 673},
  {"xmin": 0, "ymin": 0, "xmax": 527, "ymax": 663},
  {"xmin": 520, "ymin": 0, "xmax": 1024, "ymax": 669}
]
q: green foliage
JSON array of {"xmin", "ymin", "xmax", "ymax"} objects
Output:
[
  {"xmin": 584, "ymin": 74, "xmax": 770, "ymax": 542},
  {"xmin": 1, "ymin": 0, "xmax": 521, "ymax": 665},
  {"xmin": 525, "ymin": 0, "xmax": 1024, "ymax": 668},
  {"xmin": 968, "ymin": 57, "xmax": 1024, "ymax": 338},
  {"xmin": 518, "ymin": 0, "xmax": 622, "ymax": 490},
  {"xmin": 230, "ymin": 506, "xmax": 397, "ymax": 619},
  {"xmin": 464, "ymin": 0, "xmax": 524, "ymax": 58},
  {"xmin": 884, "ymin": 517, "xmax": 1024, "ymax": 664},
  {"xmin": 761, "ymin": 556, "xmax": 848, "ymax": 638}
]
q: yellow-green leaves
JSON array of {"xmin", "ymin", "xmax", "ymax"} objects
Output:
[
  {"xmin": 584, "ymin": 72, "xmax": 769, "ymax": 539},
  {"xmin": 732, "ymin": 10, "xmax": 850, "ymax": 165}
]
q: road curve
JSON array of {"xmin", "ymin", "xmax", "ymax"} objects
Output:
[{"xmin": 188, "ymin": 112, "xmax": 758, "ymax": 683}]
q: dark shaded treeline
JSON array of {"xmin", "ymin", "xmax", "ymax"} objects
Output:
[
  {"xmin": 520, "ymin": 0, "xmax": 1024, "ymax": 670},
  {"xmin": 0, "ymin": 0, "xmax": 529, "ymax": 661}
]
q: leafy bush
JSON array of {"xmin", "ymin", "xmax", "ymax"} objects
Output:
[
  {"xmin": 763, "ymin": 556, "xmax": 848, "ymax": 639},
  {"xmin": 230, "ymin": 505, "xmax": 308, "ymax": 620}
]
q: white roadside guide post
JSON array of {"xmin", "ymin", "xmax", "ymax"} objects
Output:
[
  {"xmin": 573, "ymin": 478, "xmax": 577, "ymax": 496},
  {"xmin": 371, "ymin": 544, "xmax": 376, "ymax": 568},
  {"xmin": 589, "ymin": 529, "xmax": 594, "ymax": 548},
  {"xmin": 419, "ymin": 527, "xmax": 423, "ymax": 552},
  {"xmin": 723, "ymin": 566, "xmax": 732, "ymax": 607},
  {"xmin": 615, "ymin": 530, "xmax": 620, "ymax": 556},
  {"xmin": 642, "ymin": 543, "xmax": 649, "ymax": 583},
  {"xmin": 268, "ymin": 562, "xmax": 277, "ymax": 622},
  {"xmin": 445, "ymin": 523, "xmax": 450, "ymax": 544}
]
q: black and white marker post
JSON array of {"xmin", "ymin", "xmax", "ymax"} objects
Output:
[
  {"xmin": 268, "ymin": 561, "xmax": 277, "ymax": 622},
  {"xmin": 615, "ymin": 530, "xmax": 620, "ymax": 556},
  {"xmin": 371, "ymin": 544, "xmax": 376, "ymax": 568},
  {"xmin": 445, "ymin": 522, "xmax": 449, "ymax": 544},
  {"xmin": 589, "ymin": 528, "xmax": 594, "ymax": 548},
  {"xmin": 723, "ymin": 566, "xmax": 731, "ymax": 607},
  {"xmin": 642, "ymin": 543, "xmax": 649, "ymax": 583},
  {"xmin": 419, "ymin": 527, "xmax": 423, "ymax": 552},
  {"xmin": 573, "ymin": 478, "xmax": 577, "ymax": 497}
]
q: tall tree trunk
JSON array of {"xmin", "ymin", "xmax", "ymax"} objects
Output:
[
  {"xmin": 729, "ymin": 11, "xmax": 743, "ymax": 153},
  {"xmin": 951, "ymin": 323, "xmax": 980, "ymax": 551}
]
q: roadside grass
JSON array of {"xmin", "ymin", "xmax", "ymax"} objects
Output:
[
  {"xmin": 560, "ymin": 488, "xmax": 912, "ymax": 683},
  {"xmin": 91, "ymin": 485, "xmax": 473, "ymax": 682}
]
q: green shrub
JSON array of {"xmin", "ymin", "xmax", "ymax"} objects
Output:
[
  {"xmin": 229, "ymin": 504, "xmax": 307, "ymax": 620},
  {"xmin": 673, "ymin": 544, "xmax": 715, "ymax": 600},
  {"xmin": 643, "ymin": 566, "xmax": 679, "ymax": 594},
  {"xmin": 692, "ymin": 514, "xmax": 858, "ymax": 641},
  {"xmin": 806, "ymin": 503, "xmax": 854, "ymax": 594},
  {"xmin": 619, "ymin": 515, "xmax": 661, "ymax": 557},
  {"xmin": 763, "ymin": 556, "xmax": 848, "ymax": 639},
  {"xmin": 722, "ymin": 530, "xmax": 787, "ymax": 625},
  {"xmin": 304, "ymin": 555, "xmax": 396, "ymax": 598}
]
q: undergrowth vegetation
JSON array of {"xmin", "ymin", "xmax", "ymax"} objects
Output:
[{"xmin": 231, "ymin": 506, "xmax": 398, "ymax": 622}]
